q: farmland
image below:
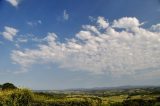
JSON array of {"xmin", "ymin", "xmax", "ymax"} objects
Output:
[{"xmin": 0, "ymin": 85, "xmax": 160, "ymax": 106}]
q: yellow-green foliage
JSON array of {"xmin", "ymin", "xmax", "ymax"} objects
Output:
[
  {"xmin": 101, "ymin": 95, "xmax": 128, "ymax": 105},
  {"xmin": 0, "ymin": 89, "xmax": 101, "ymax": 106},
  {"xmin": 0, "ymin": 89, "xmax": 159, "ymax": 106},
  {"xmin": 32, "ymin": 94, "xmax": 101, "ymax": 106},
  {"xmin": 0, "ymin": 89, "xmax": 33, "ymax": 106}
]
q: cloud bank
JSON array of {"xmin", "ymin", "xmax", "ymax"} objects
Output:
[{"xmin": 11, "ymin": 17, "xmax": 160, "ymax": 75}]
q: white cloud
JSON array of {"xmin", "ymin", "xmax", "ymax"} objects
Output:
[
  {"xmin": 112, "ymin": 17, "xmax": 141, "ymax": 29},
  {"xmin": 97, "ymin": 16, "xmax": 109, "ymax": 29},
  {"xmin": 1, "ymin": 26, "xmax": 19, "ymax": 41},
  {"xmin": 17, "ymin": 38, "xmax": 28, "ymax": 43},
  {"xmin": 151, "ymin": 24, "xmax": 160, "ymax": 32},
  {"xmin": 11, "ymin": 17, "xmax": 160, "ymax": 76},
  {"xmin": 63, "ymin": 10, "xmax": 69, "ymax": 20},
  {"xmin": 27, "ymin": 20, "xmax": 42, "ymax": 27},
  {"xmin": 27, "ymin": 22, "xmax": 34, "ymax": 26},
  {"xmin": 6, "ymin": 0, "xmax": 20, "ymax": 7},
  {"xmin": 82, "ymin": 25, "xmax": 100, "ymax": 35},
  {"xmin": 43, "ymin": 33, "xmax": 57, "ymax": 42}
]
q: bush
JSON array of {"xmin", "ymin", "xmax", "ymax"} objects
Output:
[
  {"xmin": 0, "ymin": 89, "xmax": 33, "ymax": 106},
  {"xmin": 8, "ymin": 89, "xmax": 33, "ymax": 106}
]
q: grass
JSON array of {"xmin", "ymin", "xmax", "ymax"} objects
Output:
[
  {"xmin": 0, "ymin": 89, "xmax": 101, "ymax": 106},
  {"xmin": 0, "ymin": 88, "xmax": 160, "ymax": 106}
]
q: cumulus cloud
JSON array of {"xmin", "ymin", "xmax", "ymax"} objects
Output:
[
  {"xmin": 151, "ymin": 24, "xmax": 160, "ymax": 32},
  {"xmin": 11, "ymin": 17, "xmax": 160, "ymax": 76},
  {"xmin": 97, "ymin": 16, "xmax": 109, "ymax": 29},
  {"xmin": 1, "ymin": 26, "xmax": 19, "ymax": 41},
  {"xmin": 6, "ymin": 0, "xmax": 21, "ymax": 7},
  {"xmin": 112, "ymin": 17, "xmax": 141, "ymax": 29}
]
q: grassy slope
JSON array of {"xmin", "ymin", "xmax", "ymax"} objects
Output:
[{"xmin": 0, "ymin": 87, "xmax": 160, "ymax": 106}]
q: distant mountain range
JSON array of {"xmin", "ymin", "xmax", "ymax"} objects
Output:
[{"xmin": 33, "ymin": 85, "xmax": 160, "ymax": 92}]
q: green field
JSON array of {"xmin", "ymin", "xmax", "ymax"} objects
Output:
[{"xmin": 0, "ymin": 85, "xmax": 160, "ymax": 106}]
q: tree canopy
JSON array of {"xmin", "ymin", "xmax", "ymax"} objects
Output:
[{"xmin": 1, "ymin": 83, "xmax": 17, "ymax": 90}]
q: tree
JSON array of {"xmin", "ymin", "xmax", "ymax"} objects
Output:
[{"xmin": 2, "ymin": 83, "xmax": 17, "ymax": 90}]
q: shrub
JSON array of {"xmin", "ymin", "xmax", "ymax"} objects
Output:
[
  {"xmin": 0, "ymin": 89, "xmax": 33, "ymax": 106},
  {"xmin": 8, "ymin": 89, "xmax": 33, "ymax": 106}
]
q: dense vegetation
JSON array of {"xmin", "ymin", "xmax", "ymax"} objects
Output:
[
  {"xmin": 1, "ymin": 83, "xmax": 17, "ymax": 90},
  {"xmin": 0, "ymin": 89, "xmax": 101, "ymax": 106},
  {"xmin": 0, "ymin": 83, "xmax": 160, "ymax": 106}
]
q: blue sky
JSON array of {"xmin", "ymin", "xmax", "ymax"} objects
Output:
[{"xmin": 0, "ymin": 0, "xmax": 160, "ymax": 90}]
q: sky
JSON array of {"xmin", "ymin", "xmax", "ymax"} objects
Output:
[{"xmin": 0, "ymin": 0, "xmax": 160, "ymax": 90}]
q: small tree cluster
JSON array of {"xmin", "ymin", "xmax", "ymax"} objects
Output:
[{"xmin": 0, "ymin": 83, "xmax": 17, "ymax": 90}]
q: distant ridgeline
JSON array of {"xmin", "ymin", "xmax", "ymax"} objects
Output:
[{"xmin": 0, "ymin": 82, "xmax": 17, "ymax": 90}]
